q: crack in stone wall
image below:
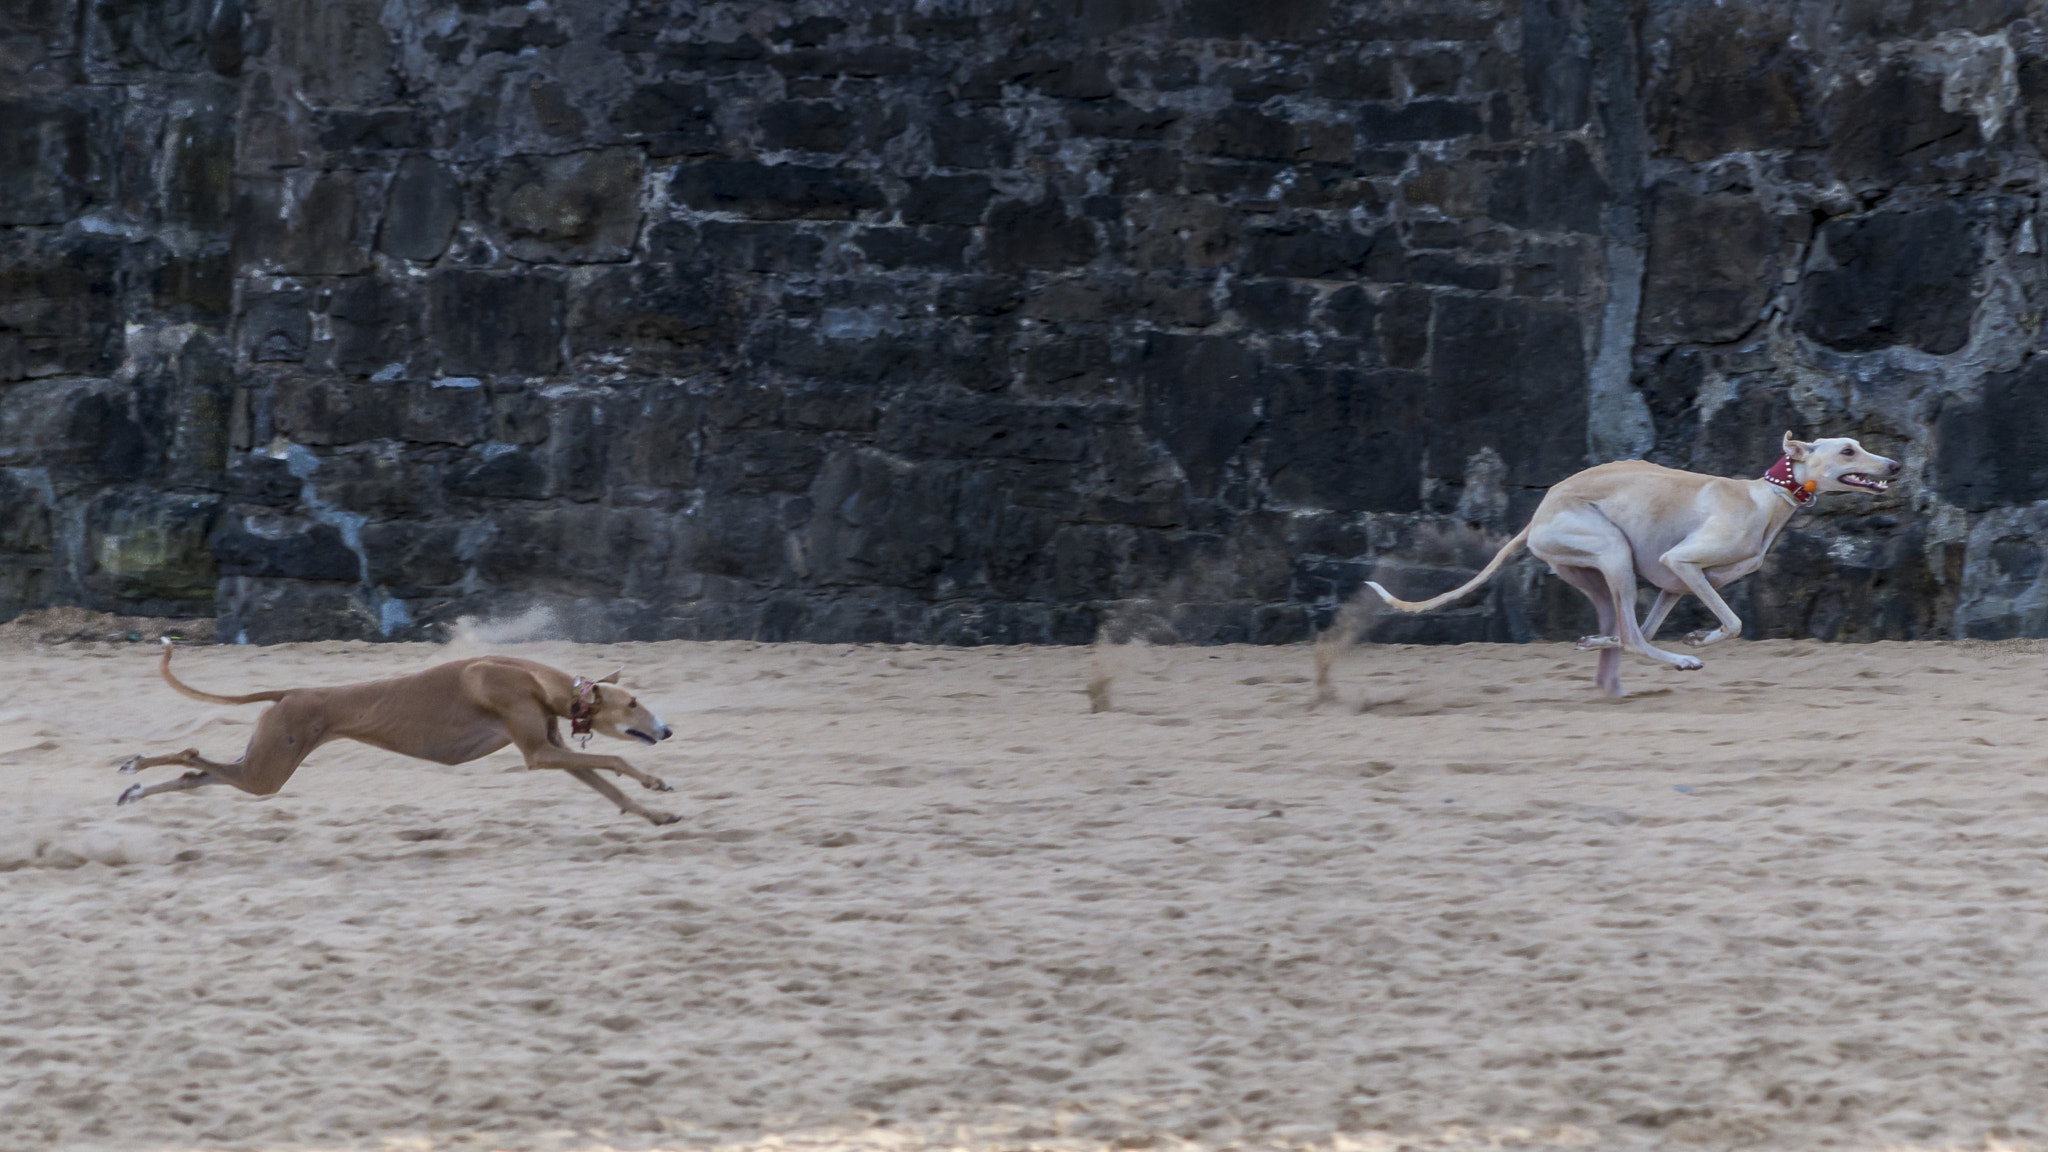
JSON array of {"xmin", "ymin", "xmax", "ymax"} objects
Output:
[{"xmin": 4, "ymin": 0, "xmax": 2047, "ymax": 643}]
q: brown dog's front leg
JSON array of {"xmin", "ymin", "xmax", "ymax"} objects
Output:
[{"xmin": 565, "ymin": 767, "xmax": 680, "ymax": 825}]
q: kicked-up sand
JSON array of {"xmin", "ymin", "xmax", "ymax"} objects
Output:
[{"xmin": 3, "ymin": 626, "xmax": 2048, "ymax": 1152}]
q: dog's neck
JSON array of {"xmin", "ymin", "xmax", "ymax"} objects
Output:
[{"xmin": 1760, "ymin": 455, "xmax": 1817, "ymax": 508}]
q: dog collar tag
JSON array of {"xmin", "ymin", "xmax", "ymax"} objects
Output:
[{"xmin": 568, "ymin": 676, "xmax": 597, "ymax": 745}]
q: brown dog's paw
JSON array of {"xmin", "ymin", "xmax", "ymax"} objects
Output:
[
  {"xmin": 116, "ymin": 755, "xmax": 143, "ymax": 775},
  {"xmin": 649, "ymin": 811, "xmax": 682, "ymax": 825}
]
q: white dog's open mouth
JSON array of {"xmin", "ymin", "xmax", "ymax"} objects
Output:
[
  {"xmin": 1840, "ymin": 473, "xmax": 1890, "ymax": 492},
  {"xmin": 625, "ymin": 728, "xmax": 658, "ymax": 745}
]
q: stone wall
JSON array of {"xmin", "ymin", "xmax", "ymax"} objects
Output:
[{"xmin": 5, "ymin": 0, "xmax": 2048, "ymax": 644}]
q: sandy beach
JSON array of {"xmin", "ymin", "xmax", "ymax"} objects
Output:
[{"xmin": 4, "ymin": 625, "xmax": 2048, "ymax": 1152}]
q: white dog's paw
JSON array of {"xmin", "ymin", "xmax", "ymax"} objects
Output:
[
  {"xmin": 116, "ymin": 783, "xmax": 144, "ymax": 806},
  {"xmin": 1575, "ymin": 634, "xmax": 1620, "ymax": 651},
  {"xmin": 643, "ymin": 777, "xmax": 674, "ymax": 792},
  {"xmin": 1670, "ymin": 655, "xmax": 1704, "ymax": 671},
  {"xmin": 1682, "ymin": 629, "xmax": 1724, "ymax": 647},
  {"xmin": 116, "ymin": 755, "xmax": 143, "ymax": 775}
]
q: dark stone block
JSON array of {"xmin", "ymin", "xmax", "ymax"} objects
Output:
[
  {"xmin": 0, "ymin": 234, "xmax": 121, "ymax": 381},
  {"xmin": 475, "ymin": 16, "xmax": 567, "ymax": 56},
  {"xmin": 377, "ymin": 154, "xmax": 462, "ymax": 262},
  {"xmin": 1358, "ymin": 100, "xmax": 1483, "ymax": 142},
  {"xmin": 1646, "ymin": 7, "xmax": 1814, "ymax": 162},
  {"xmin": 880, "ymin": 397, "xmax": 1092, "ymax": 462},
  {"xmin": 1378, "ymin": 286, "xmax": 1431, "ymax": 369},
  {"xmin": 613, "ymin": 81, "xmax": 718, "ymax": 156},
  {"xmin": 671, "ymin": 161, "xmax": 884, "ymax": 221},
  {"xmin": 317, "ymin": 108, "xmax": 425, "ymax": 152},
  {"xmin": 211, "ymin": 511, "xmax": 360, "ymax": 580},
  {"xmin": 1177, "ymin": 0, "xmax": 1331, "ymax": 40},
  {"xmin": 242, "ymin": 288, "xmax": 308, "ymax": 362},
  {"xmin": 696, "ymin": 222, "xmax": 826, "ymax": 273},
  {"xmin": 485, "ymin": 149, "xmax": 643, "ymax": 263},
  {"xmin": 567, "ymin": 260, "xmax": 726, "ymax": 373},
  {"xmin": 769, "ymin": 45, "xmax": 928, "ymax": 79},
  {"xmin": 1796, "ymin": 205, "xmax": 1978, "ymax": 355},
  {"xmin": 402, "ymin": 379, "xmax": 490, "ymax": 446},
  {"xmin": 272, "ymin": 380, "xmax": 400, "ymax": 445},
  {"xmin": 1067, "ymin": 99, "xmax": 1180, "ymax": 140},
  {"xmin": 1522, "ymin": 0, "xmax": 1589, "ymax": 130},
  {"xmin": 87, "ymin": 491, "xmax": 221, "ymax": 607},
  {"xmin": 1320, "ymin": 284, "xmax": 1377, "ymax": 338},
  {"xmin": 683, "ymin": 495, "xmax": 801, "ymax": 582},
  {"xmin": 1691, "ymin": 374, "xmax": 1800, "ymax": 478},
  {"xmin": 930, "ymin": 110, "xmax": 1014, "ymax": 168},
  {"xmin": 325, "ymin": 275, "xmax": 421, "ymax": 378},
  {"xmin": 901, "ymin": 174, "xmax": 993, "ymax": 225},
  {"xmin": 224, "ymin": 455, "xmax": 303, "ymax": 506},
  {"xmin": 1836, "ymin": 0, "xmax": 2025, "ymax": 39},
  {"xmin": 1245, "ymin": 223, "xmax": 1374, "ymax": 279},
  {"xmin": 150, "ymin": 248, "xmax": 233, "ymax": 318},
  {"xmin": 96, "ymin": 0, "xmax": 225, "ymax": 71},
  {"xmin": 217, "ymin": 576, "xmax": 376, "ymax": 644},
  {"xmin": 0, "ymin": 93, "xmax": 112, "ymax": 225},
  {"xmin": 1936, "ymin": 358, "xmax": 2048, "ymax": 512},
  {"xmin": 361, "ymin": 521, "xmax": 466, "ymax": 592},
  {"xmin": 853, "ymin": 226, "xmax": 970, "ymax": 270},
  {"xmin": 449, "ymin": 446, "xmax": 548, "ymax": 499},
  {"xmin": 1138, "ymin": 333, "xmax": 1264, "ymax": 497},
  {"xmin": 1639, "ymin": 187, "xmax": 1783, "ymax": 345},
  {"xmin": 1823, "ymin": 57, "xmax": 1978, "ymax": 190},
  {"xmin": 431, "ymin": 271, "xmax": 565, "ymax": 376},
  {"xmin": 62, "ymin": 388, "xmax": 158, "ymax": 481},
  {"xmin": 1427, "ymin": 295, "xmax": 1586, "ymax": 488},
  {"xmin": 805, "ymin": 448, "xmax": 957, "ymax": 588},
  {"xmin": 985, "ymin": 198, "xmax": 1098, "ymax": 271},
  {"xmin": 699, "ymin": 428, "xmax": 825, "ymax": 495},
  {"xmin": 1192, "ymin": 106, "xmax": 1352, "ymax": 162},
  {"xmin": 0, "ymin": 470, "xmax": 53, "ymax": 554},
  {"xmin": 1230, "ymin": 279, "xmax": 1313, "ymax": 328},
  {"xmin": 762, "ymin": 100, "xmax": 856, "ymax": 153},
  {"xmin": 237, "ymin": 172, "xmax": 369, "ymax": 275},
  {"xmin": 1487, "ymin": 140, "xmax": 1605, "ymax": 234},
  {"xmin": 528, "ymin": 79, "xmax": 588, "ymax": 139},
  {"xmin": 1312, "ymin": 53, "xmax": 1394, "ymax": 101},
  {"xmin": 1265, "ymin": 366, "xmax": 1424, "ymax": 512},
  {"xmin": 163, "ymin": 91, "xmax": 236, "ymax": 231},
  {"xmin": 271, "ymin": 0, "xmax": 397, "ymax": 105}
]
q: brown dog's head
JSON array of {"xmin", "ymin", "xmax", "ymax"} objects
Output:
[
  {"xmin": 1786, "ymin": 431, "xmax": 1902, "ymax": 495},
  {"xmin": 577, "ymin": 670, "xmax": 673, "ymax": 745}
]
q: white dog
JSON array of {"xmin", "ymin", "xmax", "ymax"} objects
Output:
[{"xmin": 1366, "ymin": 432, "xmax": 1902, "ymax": 696}]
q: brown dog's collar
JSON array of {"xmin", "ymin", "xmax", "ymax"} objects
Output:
[
  {"xmin": 569, "ymin": 676, "xmax": 597, "ymax": 744},
  {"xmin": 1762, "ymin": 455, "xmax": 1817, "ymax": 507}
]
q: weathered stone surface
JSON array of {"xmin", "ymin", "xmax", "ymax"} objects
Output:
[
  {"xmin": 1638, "ymin": 187, "xmax": 1783, "ymax": 346},
  {"xmin": 3, "ymin": 0, "xmax": 2042, "ymax": 644},
  {"xmin": 1936, "ymin": 358, "xmax": 2048, "ymax": 512},
  {"xmin": 1797, "ymin": 205, "xmax": 1979, "ymax": 355},
  {"xmin": 486, "ymin": 149, "xmax": 644, "ymax": 264},
  {"xmin": 377, "ymin": 155, "xmax": 462, "ymax": 262},
  {"xmin": 1427, "ymin": 295, "xmax": 1587, "ymax": 490}
]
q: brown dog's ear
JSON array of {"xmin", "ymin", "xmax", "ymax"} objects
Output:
[
  {"xmin": 1782, "ymin": 431, "xmax": 1812, "ymax": 461},
  {"xmin": 597, "ymin": 668, "xmax": 623, "ymax": 684}
]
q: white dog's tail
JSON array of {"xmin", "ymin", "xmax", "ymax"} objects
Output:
[{"xmin": 1363, "ymin": 525, "xmax": 1531, "ymax": 613}]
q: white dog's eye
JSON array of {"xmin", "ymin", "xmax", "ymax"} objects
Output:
[{"xmin": 1840, "ymin": 446, "xmax": 1854, "ymax": 456}]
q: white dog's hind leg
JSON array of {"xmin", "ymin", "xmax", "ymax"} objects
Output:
[
  {"xmin": 1595, "ymin": 554, "xmax": 1702, "ymax": 671},
  {"xmin": 1640, "ymin": 590, "xmax": 1682, "ymax": 640},
  {"xmin": 1553, "ymin": 564, "xmax": 1627, "ymax": 696}
]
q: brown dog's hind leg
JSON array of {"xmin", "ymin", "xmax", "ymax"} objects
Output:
[
  {"xmin": 118, "ymin": 770, "xmax": 228, "ymax": 805},
  {"xmin": 114, "ymin": 702, "xmax": 322, "ymax": 806},
  {"xmin": 565, "ymin": 767, "xmax": 681, "ymax": 825}
]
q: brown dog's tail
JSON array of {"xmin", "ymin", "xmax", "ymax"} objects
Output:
[
  {"xmin": 1363, "ymin": 525, "xmax": 1532, "ymax": 612},
  {"xmin": 158, "ymin": 639, "xmax": 290, "ymax": 706}
]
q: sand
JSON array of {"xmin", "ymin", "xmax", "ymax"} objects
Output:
[{"xmin": 3, "ymin": 627, "xmax": 2048, "ymax": 1152}]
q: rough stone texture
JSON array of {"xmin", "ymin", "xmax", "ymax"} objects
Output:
[{"xmin": 7, "ymin": 0, "xmax": 2048, "ymax": 643}]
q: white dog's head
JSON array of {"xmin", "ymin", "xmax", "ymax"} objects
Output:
[{"xmin": 1785, "ymin": 431, "xmax": 1901, "ymax": 495}]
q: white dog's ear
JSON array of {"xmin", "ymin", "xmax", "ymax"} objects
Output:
[
  {"xmin": 1782, "ymin": 431, "xmax": 1812, "ymax": 461},
  {"xmin": 597, "ymin": 668, "xmax": 623, "ymax": 684}
]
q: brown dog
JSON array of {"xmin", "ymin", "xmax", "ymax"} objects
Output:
[{"xmin": 116, "ymin": 641, "xmax": 681, "ymax": 824}]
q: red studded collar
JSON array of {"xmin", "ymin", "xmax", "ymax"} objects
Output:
[{"xmin": 1762, "ymin": 455, "xmax": 1817, "ymax": 507}]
